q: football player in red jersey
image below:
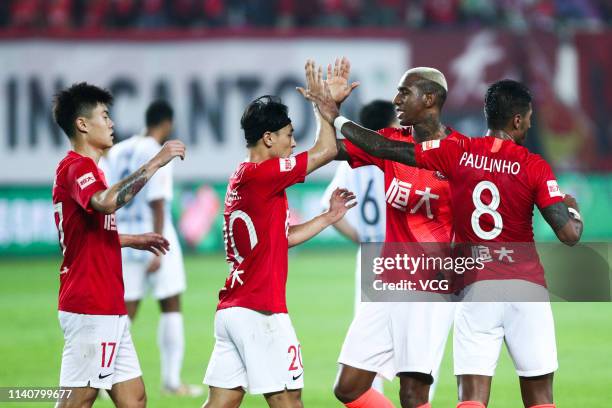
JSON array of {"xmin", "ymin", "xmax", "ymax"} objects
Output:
[
  {"xmin": 202, "ymin": 61, "xmax": 356, "ymax": 408},
  {"xmin": 307, "ymin": 77, "xmax": 582, "ymax": 408},
  {"xmin": 52, "ymin": 82, "xmax": 185, "ymax": 408},
  {"xmin": 304, "ymin": 58, "xmax": 461, "ymax": 408}
]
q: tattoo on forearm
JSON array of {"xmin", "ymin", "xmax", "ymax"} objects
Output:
[
  {"xmin": 335, "ymin": 139, "xmax": 350, "ymax": 161},
  {"xmin": 541, "ymin": 202, "xmax": 571, "ymax": 231},
  {"xmin": 116, "ymin": 168, "xmax": 148, "ymax": 207},
  {"xmin": 342, "ymin": 122, "xmax": 416, "ymax": 166}
]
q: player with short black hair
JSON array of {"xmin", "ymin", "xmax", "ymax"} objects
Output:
[
  {"xmin": 145, "ymin": 99, "xmax": 174, "ymax": 128},
  {"xmin": 202, "ymin": 61, "xmax": 356, "ymax": 408},
  {"xmin": 52, "ymin": 82, "xmax": 185, "ymax": 408},
  {"xmin": 358, "ymin": 100, "xmax": 398, "ymax": 133},
  {"xmin": 308, "ymin": 77, "xmax": 583, "ymax": 408},
  {"xmin": 484, "ymin": 79, "xmax": 533, "ymax": 144}
]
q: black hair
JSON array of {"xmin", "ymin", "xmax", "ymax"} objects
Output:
[
  {"xmin": 53, "ymin": 82, "xmax": 113, "ymax": 139},
  {"xmin": 241, "ymin": 95, "xmax": 291, "ymax": 147},
  {"xmin": 146, "ymin": 100, "xmax": 174, "ymax": 128},
  {"xmin": 359, "ymin": 100, "xmax": 396, "ymax": 130},
  {"xmin": 485, "ymin": 79, "xmax": 532, "ymax": 130},
  {"xmin": 414, "ymin": 78, "xmax": 447, "ymax": 109}
]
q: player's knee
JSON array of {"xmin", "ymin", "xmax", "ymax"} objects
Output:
[
  {"xmin": 125, "ymin": 390, "xmax": 146, "ymax": 408},
  {"xmin": 333, "ymin": 379, "xmax": 365, "ymax": 403},
  {"xmin": 398, "ymin": 374, "xmax": 430, "ymax": 408},
  {"xmin": 398, "ymin": 387, "xmax": 428, "ymax": 408}
]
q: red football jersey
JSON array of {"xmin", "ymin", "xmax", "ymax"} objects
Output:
[
  {"xmin": 343, "ymin": 127, "xmax": 458, "ymax": 244},
  {"xmin": 415, "ymin": 135, "xmax": 564, "ymax": 286},
  {"xmin": 344, "ymin": 127, "xmax": 460, "ymax": 290},
  {"xmin": 52, "ymin": 151, "xmax": 125, "ymax": 315},
  {"xmin": 217, "ymin": 152, "xmax": 308, "ymax": 313}
]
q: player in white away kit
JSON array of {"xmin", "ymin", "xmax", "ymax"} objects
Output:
[
  {"xmin": 52, "ymin": 83, "xmax": 185, "ymax": 407},
  {"xmin": 321, "ymin": 100, "xmax": 393, "ymax": 394},
  {"xmin": 203, "ymin": 61, "xmax": 356, "ymax": 408},
  {"xmin": 104, "ymin": 101, "xmax": 198, "ymax": 395},
  {"xmin": 317, "ymin": 80, "xmax": 583, "ymax": 408}
]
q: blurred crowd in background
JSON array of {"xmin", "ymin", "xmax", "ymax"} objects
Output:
[{"xmin": 3, "ymin": 0, "xmax": 612, "ymax": 32}]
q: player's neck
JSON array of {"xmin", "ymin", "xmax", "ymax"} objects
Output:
[
  {"xmin": 412, "ymin": 117, "xmax": 448, "ymax": 143},
  {"xmin": 147, "ymin": 128, "xmax": 166, "ymax": 145},
  {"xmin": 486, "ymin": 129, "xmax": 516, "ymax": 143},
  {"xmin": 72, "ymin": 140, "xmax": 104, "ymax": 164},
  {"xmin": 246, "ymin": 146, "xmax": 270, "ymax": 164}
]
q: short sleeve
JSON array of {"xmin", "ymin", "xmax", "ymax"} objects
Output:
[
  {"xmin": 67, "ymin": 158, "xmax": 107, "ymax": 213},
  {"xmin": 530, "ymin": 157, "xmax": 564, "ymax": 210},
  {"xmin": 414, "ymin": 138, "xmax": 464, "ymax": 179},
  {"xmin": 342, "ymin": 139, "xmax": 385, "ymax": 170},
  {"xmin": 253, "ymin": 151, "xmax": 309, "ymax": 197}
]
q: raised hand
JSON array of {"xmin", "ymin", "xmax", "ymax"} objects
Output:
[
  {"xmin": 154, "ymin": 140, "xmax": 186, "ymax": 168},
  {"xmin": 326, "ymin": 188, "xmax": 357, "ymax": 224},
  {"xmin": 297, "ymin": 59, "xmax": 340, "ymax": 124},
  {"xmin": 326, "ymin": 57, "xmax": 359, "ymax": 106}
]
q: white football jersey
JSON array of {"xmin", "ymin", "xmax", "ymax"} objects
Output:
[
  {"xmin": 105, "ymin": 135, "xmax": 174, "ymax": 261},
  {"xmin": 321, "ymin": 162, "xmax": 386, "ymax": 243}
]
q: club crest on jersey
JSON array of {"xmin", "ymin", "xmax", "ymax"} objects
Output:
[
  {"xmin": 77, "ymin": 172, "xmax": 96, "ymax": 189},
  {"xmin": 421, "ymin": 140, "xmax": 440, "ymax": 151},
  {"xmin": 547, "ymin": 180, "xmax": 562, "ymax": 197},
  {"xmin": 279, "ymin": 156, "xmax": 296, "ymax": 172}
]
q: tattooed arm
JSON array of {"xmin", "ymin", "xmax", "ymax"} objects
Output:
[
  {"xmin": 539, "ymin": 194, "xmax": 583, "ymax": 246},
  {"xmin": 337, "ymin": 121, "xmax": 417, "ymax": 166},
  {"xmin": 90, "ymin": 140, "xmax": 185, "ymax": 214}
]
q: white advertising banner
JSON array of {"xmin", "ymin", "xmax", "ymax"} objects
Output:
[{"xmin": 0, "ymin": 39, "xmax": 409, "ymax": 183}]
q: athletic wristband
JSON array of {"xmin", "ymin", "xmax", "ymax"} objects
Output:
[
  {"xmin": 334, "ymin": 116, "xmax": 352, "ymax": 132},
  {"xmin": 568, "ymin": 207, "xmax": 582, "ymax": 222}
]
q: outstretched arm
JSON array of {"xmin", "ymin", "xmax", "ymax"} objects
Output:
[
  {"xmin": 90, "ymin": 140, "xmax": 185, "ymax": 214},
  {"xmin": 337, "ymin": 120, "xmax": 417, "ymax": 166},
  {"xmin": 288, "ymin": 188, "xmax": 356, "ymax": 247},
  {"xmin": 539, "ymin": 194, "xmax": 583, "ymax": 246},
  {"xmin": 297, "ymin": 60, "xmax": 338, "ymax": 174}
]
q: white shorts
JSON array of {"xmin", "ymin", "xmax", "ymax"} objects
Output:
[
  {"xmin": 123, "ymin": 225, "xmax": 186, "ymax": 301},
  {"xmin": 204, "ymin": 307, "xmax": 304, "ymax": 394},
  {"xmin": 58, "ymin": 312, "xmax": 142, "ymax": 390},
  {"xmin": 338, "ymin": 300, "xmax": 455, "ymax": 381},
  {"xmin": 454, "ymin": 283, "xmax": 558, "ymax": 377}
]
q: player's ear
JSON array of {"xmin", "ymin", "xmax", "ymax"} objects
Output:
[
  {"xmin": 262, "ymin": 131, "xmax": 274, "ymax": 148},
  {"xmin": 423, "ymin": 92, "xmax": 435, "ymax": 108},
  {"xmin": 512, "ymin": 113, "xmax": 522, "ymax": 130},
  {"xmin": 75, "ymin": 117, "xmax": 88, "ymax": 134}
]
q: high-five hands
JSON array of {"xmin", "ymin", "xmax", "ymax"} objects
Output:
[
  {"xmin": 325, "ymin": 57, "xmax": 359, "ymax": 106},
  {"xmin": 296, "ymin": 59, "xmax": 341, "ymax": 124}
]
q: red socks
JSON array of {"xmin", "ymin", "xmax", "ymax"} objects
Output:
[
  {"xmin": 529, "ymin": 405, "xmax": 555, "ymax": 408},
  {"xmin": 417, "ymin": 404, "xmax": 431, "ymax": 408},
  {"xmin": 457, "ymin": 402, "xmax": 486, "ymax": 408},
  {"xmin": 345, "ymin": 388, "xmax": 395, "ymax": 408}
]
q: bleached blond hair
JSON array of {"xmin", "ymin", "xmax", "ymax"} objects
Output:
[{"xmin": 404, "ymin": 67, "xmax": 448, "ymax": 92}]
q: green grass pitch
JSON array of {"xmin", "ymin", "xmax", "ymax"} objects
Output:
[{"xmin": 1, "ymin": 250, "xmax": 611, "ymax": 407}]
